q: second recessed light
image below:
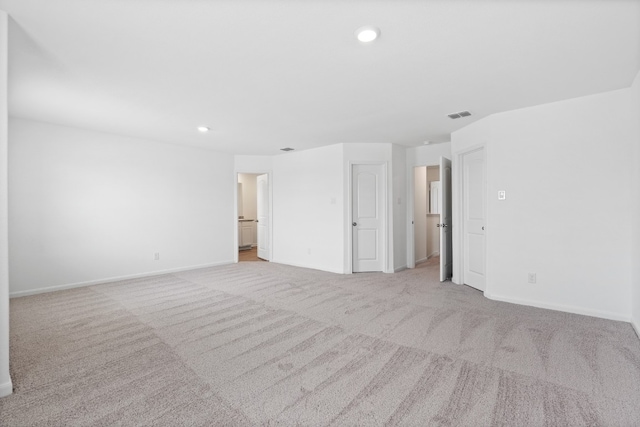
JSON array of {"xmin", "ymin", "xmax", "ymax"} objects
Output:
[
  {"xmin": 356, "ymin": 26, "xmax": 380, "ymax": 43},
  {"xmin": 197, "ymin": 126, "xmax": 210, "ymax": 132}
]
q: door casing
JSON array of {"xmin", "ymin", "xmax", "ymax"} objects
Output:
[
  {"xmin": 347, "ymin": 161, "xmax": 388, "ymax": 274},
  {"xmin": 234, "ymin": 171, "xmax": 272, "ymax": 263}
]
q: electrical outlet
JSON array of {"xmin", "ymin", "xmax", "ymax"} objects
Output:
[
  {"xmin": 154, "ymin": 252, "xmax": 160, "ymax": 261},
  {"xmin": 528, "ymin": 272, "xmax": 536, "ymax": 284}
]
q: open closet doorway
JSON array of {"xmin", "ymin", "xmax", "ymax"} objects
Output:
[
  {"xmin": 412, "ymin": 156, "xmax": 452, "ymax": 281},
  {"xmin": 414, "ymin": 166, "xmax": 441, "ymax": 264},
  {"xmin": 237, "ymin": 173, "xmax": 270, "ymax": 262}
]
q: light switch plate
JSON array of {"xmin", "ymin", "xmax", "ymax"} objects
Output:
[{"xmin": 498, "ymin": 190, "xmax": 506, "ymax": 200}]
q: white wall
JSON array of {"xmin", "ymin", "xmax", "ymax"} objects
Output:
[
  {"xmin": 9, "ymin": 119, "xmax": 235, "ymax": 296},
  {"xmin": 272, "ymin": 144, "xmax": 344, "ymax": 273},
  {"xmin": 406, "ymin": 142, "xmax": 452, "ymax": 167},
  {"xmin": 631, "ymin": 70, "xmax": 640, "ymax": 336},
  {"xmin": 452, "ymin": 88, "xmax": 637, "ymax": 321},
  {"xmin": 235, "ymin": 155, "xmax": 273, "ymax": 173},
  {"xmin": 0, "ymin": 10, "xmax": 13, "ymax": 398},
  {"xmin": 392, "ymin": 144, "xmax": 407, "ymax": 271}
]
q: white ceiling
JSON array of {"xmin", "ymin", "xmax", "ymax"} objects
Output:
[{"xmin": 1, "ymin": 0, "xmax": 639, "ymax": 155}]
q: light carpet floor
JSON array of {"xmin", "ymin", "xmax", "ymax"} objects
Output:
[{"xmin": 1, "ymin": 258, "xmax": 640, "ymax": 426}]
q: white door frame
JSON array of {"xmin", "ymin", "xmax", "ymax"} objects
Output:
[
  {"xmin": 452, "ymin": 143, "xmax": 488, "ymax": 291},
  {"xmin": 346, "ymin": 161, "xmax": 389, "ymax": 274},
  {"xmin": 234, "ymin": 171, "xmax": 273, "ymax": 263}
]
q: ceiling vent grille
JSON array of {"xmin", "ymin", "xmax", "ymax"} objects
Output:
[
  {"xmin": 280, "ymin": 147, "xmax": 294, "ymax": 151},
  {"xmin": 448, "ymin": 110, "xmax": 472, "ymax": 119}
]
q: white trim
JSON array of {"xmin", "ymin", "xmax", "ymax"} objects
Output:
[
  {"xmin": 427, "ymin": 251, "xmax": 440, "ymax": 259},
  {"xmin": 393, "ymin": 265, "xmax": 407, "ymax": 273},
  {"xmin": 485, "ymin": 292, "xmax": 631, "ymax": 323},
  {"xmin": 415, "ymin": 257, "xmax": 428, "ymax": 264},
  {"xmin": 9, "ymin": 261, "xmax": 233, "ymax": 298},
  {"xmin": 0, "ymin": 379, "xmax": 12, "ymax": 397},
  {"xmin": 632, "ymin": 319, "xmax": 640, "ymax": 340}
]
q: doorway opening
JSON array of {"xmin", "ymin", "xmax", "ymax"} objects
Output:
[
  {"xmin": 414, "ymin": 165, "xmax": 441, "ymax": 265},
  {"xmin": 410, "ymin": 156, "xmax": 452, "ymax": 281},
  {"xmin": 236, "ymin": 172, "xmax": 270, "ymax": 263}
]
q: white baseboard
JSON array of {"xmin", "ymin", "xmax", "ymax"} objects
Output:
[
  {"xmin": 394, "ymin": 265, "xmax": 407, "ymax": 273},
  {"xmin": 484, "ymin": 292, "xmax": 631, "ymax": 323},
  {"xmin": 415, "ymin": 257, "xmax": 428, "ymax": 265},
  {"xmin": 427, "ymin": 251, "xmax": 440, "ymax": 259},
  {"xmin": 0, "ymin": 379, "xmax": 12, "ymax": 397},
  {"xmin": 9, "ymin": 261, "xmax": 234, "ymax": 298}
]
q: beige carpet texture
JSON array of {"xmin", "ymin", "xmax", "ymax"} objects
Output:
[{"xmin": 2, "ymin": 258, "xmax": 640, "ymax": 426}]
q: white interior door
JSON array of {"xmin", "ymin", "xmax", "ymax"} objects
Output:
[
  {"xmin": 439, "ymin": 156, "xmax": 452, "ymax": 281},
  {"xmin": 256, "ymin": 173, "xmax": 270, "ymax": 261},
  {"xmin": 352, "ymin": 164, "xmax": 385, "ymax": 273},
  {"xmin": 463, "ymin": 149, "xmax": 486, "ymax": 290}
]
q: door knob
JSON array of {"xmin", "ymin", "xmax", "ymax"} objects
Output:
[
  {"xmin": 352, "ymin": 222, "xmax": 357, "ymax": 226},
  {"xmin": 442, "ymin": 224, "xmax": 448, "ymax": 228}
]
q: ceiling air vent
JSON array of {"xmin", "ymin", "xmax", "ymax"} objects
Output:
[
  {"xmin": 447, "ymin": 110, "xmax": 472, "ymax": 119},
  {"xmin": 280, "ymin": 147, "xmax": 294, "ymax": 152}
]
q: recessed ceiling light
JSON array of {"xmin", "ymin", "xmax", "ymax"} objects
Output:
[
  {"xmin": 197, "ymin": 126, "xmax": 210, "ymax": 132},
  {"xmin": 355, "ymin": 26, "xmax": 380, "ymax": 43}
]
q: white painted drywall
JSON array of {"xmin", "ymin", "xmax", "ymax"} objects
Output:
[
  {"xmin": 631, "ymin": 70, "xmax": 640, "ymax": 336},
  {"xmin": 272, "ymin": 144, "xmax": 344, "ymax": 273},
  {"xmin": 452, "ymin": 87, "xmax": 637, "ymax": 321},
  {"xmin": 406, "ymin": 143, "xmax": 452, "ymax": 167},
  {"xmin": 0, "ymin": 10, "xmax": 13, "ymax": 398},
  {"xmin": 392, "ymin": 144, "xmax": 407, "ymax": 272},
  {"xmin": 413, "ymin": 166, "xmax": 428, "ymax": 263},
  {"xmin": 235, "ymin": 155, "xmax": 273, "ymax": 173},
  {"xmin": 9, "ymin": 119, "xmax": 235, "ymax": 296}
]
